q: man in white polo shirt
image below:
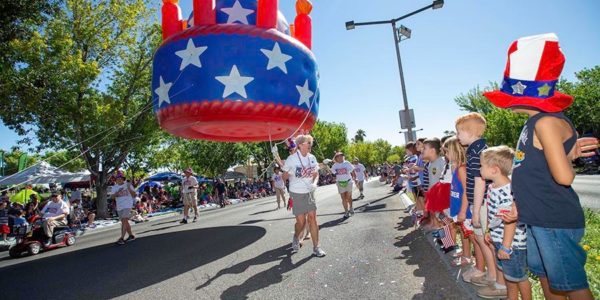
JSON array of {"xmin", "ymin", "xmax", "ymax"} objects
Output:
[{"xmin": 181, "ymin": 168, "xmax": 199, "ymax": 224}]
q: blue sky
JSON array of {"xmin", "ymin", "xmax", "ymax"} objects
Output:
[{"xmin": 2, "ymin": 0, "xmax": 599, "ymax": 150}]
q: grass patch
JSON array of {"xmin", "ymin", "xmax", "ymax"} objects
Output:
[{"xmin": 530, "ymin": 209, "xmax": 600, "ymax": 299}]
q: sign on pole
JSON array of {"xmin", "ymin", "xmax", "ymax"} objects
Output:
[
  {"xmin": 403, "ymin": 131, "xmax": 417, "ymax": 144},
  {"xmin": 399, "ymin": 109, "xmax": 415, "ymax": 129}
]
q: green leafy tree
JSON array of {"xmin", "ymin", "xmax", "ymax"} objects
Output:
[
  {"xmin": 310, "ymin": 120, "xmax": 348, "ymax": 162},
  {"xmin": 454, "ymin": 84, "xmax": 497, "ymax": 115},
  {"xmin": 455, "ymin": 83, "xmax": 527, "ymax": 147},
  {"xmin": 0, "ymin": 0, "xmax": 161, "ymax": 217},
  {"xmin": 391, "ymin": 145, "xmax": 406, "ymax": 160},
  {"xmin": 561, "ymin": 66, "xmax": 600, "ymax": 136},
  {"xmin": 483, "ymin": 109, "xmax": 528, "ymax": 148},
  {"xmin": 373, "ymin": 139, "xmax": 392, "ymax": 164},
  {"xmin": 387, "ymin": 154, "xmax": 401, "ymax": 164},
  {"xmin": 42, "ymin": 151, "xmax": 87, "ymax": 172},
  {"xmin": 0, "ymin": 148, "xmax": 40, "ymax": 177},
  {"xmin": 346, "ymin": 142, "xmax": 376, "ymax": 166}
]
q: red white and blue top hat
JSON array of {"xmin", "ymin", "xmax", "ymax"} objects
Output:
[{"xmin": 484, "ymin": 33, "xmax": 573, "ymax": 112}]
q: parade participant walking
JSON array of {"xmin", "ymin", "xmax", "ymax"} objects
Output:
[
  {"xmin": 282, "ymin": 134, "xmax": 326, "ymax": 257},
  {"xmin": 272, "ymin": 166, "xmax": 287, "ymax": 209},
  {"xmin": 181, "ymin": 168, "xmax": 199, "ymax": 224},
  {"xmin": 331, "ymin": 152, "xmax": 356, "ymax": 218},
  {"xmin": 110, "ymin": 172, "xmax": 136, "ymax": 245},
  {"xmin": 352, "ymin": 158, "xmax": 368, "ymax": 199}
]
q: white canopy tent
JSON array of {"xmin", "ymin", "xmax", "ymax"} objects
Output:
[{"xmin": 0, "ymin": 161, "xmax": 91, "ymax": 186}]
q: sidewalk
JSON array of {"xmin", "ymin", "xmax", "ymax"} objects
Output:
[{"xmin": 396, "ymin": 191, "xmax": 481, "ymax": 300}]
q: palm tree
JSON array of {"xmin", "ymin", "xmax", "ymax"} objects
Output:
[{"xmin": 353, "ymin": 129, "xmax": 366, "ymax": 143}]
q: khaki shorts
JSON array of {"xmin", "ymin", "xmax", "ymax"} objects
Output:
[
  {"xmin": 183, "ymin": 192, "xmax": 197, "ymax": 206},
  {"xmin": 290, "ymin": 192, "xmax": 317, "ymax": 216},
  {"xmin": 356, "ymin": 180, "xmax": 364, "ymax": 191},
  {"xmin": 471, "ymin": 205, "xmax": 488, "ymax": 236},
  {"xmin": 337, "ymin": 180, "xmax": 353, "ymax": 194},
  {"xmin": 117, "ymin": 209, "xmax": 131, "ymax": 219}
]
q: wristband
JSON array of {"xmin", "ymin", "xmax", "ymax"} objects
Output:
[{"xmin": 499, "ymin": 245, "xmax": 513, "ymax": 255}]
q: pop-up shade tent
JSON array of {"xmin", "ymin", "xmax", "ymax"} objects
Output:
[
  {"xmin": 0, "ymin": 162, "xmax": 91, "ymax": 186},
  {"xmin": 146, "ymin": 172, "xmax": 183, "ymax": 182}
]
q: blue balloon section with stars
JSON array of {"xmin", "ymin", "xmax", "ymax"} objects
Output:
[{"xmin": 152, "ymin": 0, "xmax": 320, "ymax": 142}]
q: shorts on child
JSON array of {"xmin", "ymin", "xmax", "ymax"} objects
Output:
[
  {"xmin": 493, "ymin": 242, "xmax": 528, "ymax": 282},
  {"xmin": 0, "ymin": 224, "xmax": 9, "ymax": 234},
  {"xmin": 117, "ymin": 209, "xmax": 131, "ymax": 219},
  {"xmin": 526, "ymin": 225, "xmax": 589, "ymax": 291},
  {"xmin": 336, "ymin": 180, "xmax": 353, "ymax": 194},
  {"xmin": 471, "ymin": 205, "xmax": 488, "ymax": 236}
]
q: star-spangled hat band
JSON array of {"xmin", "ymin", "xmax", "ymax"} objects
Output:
[
  {"xmin": 500, "ymin": 77, "xmax": 557, "ymax": 98},
  {"xmin": 484, "ymin": 33, "xmax": 574, "ymax": 113}
]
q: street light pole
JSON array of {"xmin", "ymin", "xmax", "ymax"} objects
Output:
[
  {"xmin": 345, "ymin": 0, "xmax": 444, "ymax": 144},
  {"xmin": 391, "ymin": 21, "xmax": 413, "ymax": 142}
]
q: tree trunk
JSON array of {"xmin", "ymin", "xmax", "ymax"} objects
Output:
[{"xmin": 95, "ymin": 170, "xmax": 110, "ymax": 219}]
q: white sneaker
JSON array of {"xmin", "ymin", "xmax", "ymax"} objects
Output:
[
  {"xmin": 462, "ymin": 266, "xmax": 485, "ymax": 283},
  {"xmin": 313, "ymin": 246, "xmax": 326, "ymax": 257},
  {"xmin": 291, "ymin": 237, "xmax": 300, "ymax": 253},
  {"xmin": 349, "ymin": 208, "xmax": 355, "ymax": 216}
]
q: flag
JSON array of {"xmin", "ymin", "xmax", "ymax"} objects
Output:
[
  {"xmin": 18, "ymin": 153, "xmax": 28, "ymax": 172},
  {"xmin": 439, "ymin": 225, "xmax": 456, "ymax": 249}
]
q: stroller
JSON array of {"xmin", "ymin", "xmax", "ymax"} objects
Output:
[{"xmin": 8, "ymin": 215, "xmax": 76, "ymax": 258}]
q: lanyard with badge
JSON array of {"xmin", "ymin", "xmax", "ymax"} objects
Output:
[{"xmin": 297, "ymin": 152, "xmax": 313, "ymax": 177}]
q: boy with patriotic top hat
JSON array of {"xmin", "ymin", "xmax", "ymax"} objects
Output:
[{"xmin": 484, "ymin": 33, "xmax": 596, "ymax": 299}]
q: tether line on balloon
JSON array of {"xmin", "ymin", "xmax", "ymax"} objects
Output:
[{"xmin": 0, "ymin": 76, "xmax": 198, "ymax": 189}]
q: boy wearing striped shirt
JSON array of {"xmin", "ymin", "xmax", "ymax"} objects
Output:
[{"xmin": 479, "ymin": 146, "xmax": 531, "ymax": 300}]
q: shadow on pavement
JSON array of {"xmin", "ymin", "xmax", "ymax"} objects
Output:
[
  {"xmin": 197, "ymin": 244, "xmax": 312, "ymax": 299},
  {"xmin": 0, "ymin": 226, "xmax": 266, "ymax": 300},
  {"xmin": 394, "ymin": 215, "xmax": 468, "ymax": 299},
  {"xmin": 250, "ymin": 208, "xmax": 278, "ymax": 215}
]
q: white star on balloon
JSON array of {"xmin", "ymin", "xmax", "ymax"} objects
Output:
[
  {"xmin": 175, "ymin": 39, "xmax": 208, "ymax": 71},
  {"xmin": 260, "ymin": 42, "xmax": 292, "ymax": 74},
  {"xmin": 216, "ymin": 65, "xmax": 254, "ymax": 98},
  {"xmin": 220, "ymin": 0, "xmax": 254, "ymax": 25},
  {"xmin": 511, "ymin": 81, "xmax": 527, "ymax": 95},
  {"xmin": 296, "ymin": 80, "xmax": 314, "ymax": 107},
  {"xmin": 155, "ymin": 76, "xmax": 172, "ymax": 107}
]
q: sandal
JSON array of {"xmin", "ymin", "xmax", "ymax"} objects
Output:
[{"xmin": 451, "ymin": 256, "xmax": 472, "ymax": 267}]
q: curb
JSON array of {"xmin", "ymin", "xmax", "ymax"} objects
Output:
[
  {"xmin": 421, "ymin": 229, "xmax": 483, "ymax": 300},
  {"xmin": 396, "ymin": 191, "xmax": 481, "ymax": 300}
]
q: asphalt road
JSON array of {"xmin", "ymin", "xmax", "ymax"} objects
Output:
[
  {"xmin": 0, "ymin": 179, "xmax": 469, "ymax": 300},
  {"xmin": 573, "ymin": 175, "xmax": 600, "ymax": 210}
]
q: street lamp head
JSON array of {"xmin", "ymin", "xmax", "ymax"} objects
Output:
[
  {"xmin": 345, "ymin": 21, "xmax": 355, "ymax": 30},
  {"xmin": 432, "ymin": 0, "xmax": 444, "ymax": 9}
]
